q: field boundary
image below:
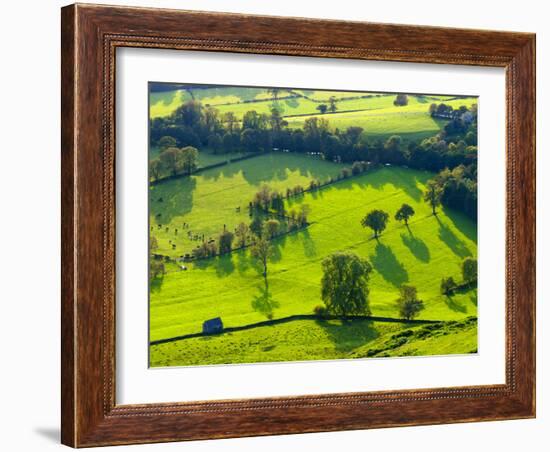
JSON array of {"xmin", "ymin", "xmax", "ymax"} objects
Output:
[
  {"xmin": 150, "ymin": 151, "xmax": 265, "ymax": 186},
  {"xmin": 150, "ymin": 314, "xmax": 442, "ymax": 346}
]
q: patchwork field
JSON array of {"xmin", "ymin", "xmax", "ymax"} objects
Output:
[
  {"xmin": 149, "ymin": 86, "xmax": 476, "ymax": 142},
  {"xmin": 149, "ymin": 153, "xmax": 477, "ymax": 365}
]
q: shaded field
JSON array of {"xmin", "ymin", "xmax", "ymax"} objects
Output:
[
  {"xmin": 150, "ymin": 160, "xmax": 477, "ymax": 344},
  {"xmin": 150, "ymin": 317, "xmax": 477, "ymax": 367}
]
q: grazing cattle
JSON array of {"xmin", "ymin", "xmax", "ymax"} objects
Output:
[{"xmin": 202, "ymin": 317, "xmax": 223, "ymax": 335}]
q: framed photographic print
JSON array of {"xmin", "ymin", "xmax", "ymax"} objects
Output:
[{"xmin": 61, "ymin": 3, "xmax": 536, "ymax": 447}]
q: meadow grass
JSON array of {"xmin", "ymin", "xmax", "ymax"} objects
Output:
[
  {"xmin": 150, "ymin": 317, "xmax": 477, "ymax": 366},
  {"xmin": 149, "ymin": 152, "xmax": 345, "ymax": 257},
  {"xmin": 150, "ymin": 157, "xmax": 477, "ymax": 346}
]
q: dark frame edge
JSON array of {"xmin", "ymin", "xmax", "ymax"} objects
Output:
[
  {"xmin": 60, "ymin": 3, "xmax": 536, "ymax": 447},
  {"xmin": 61, "ymin": 3, "xmax": 77, "ymax": 448}
]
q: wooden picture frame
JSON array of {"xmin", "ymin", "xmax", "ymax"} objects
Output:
[{"xmin": 61, "ymin": 3, "xmax": 535, "ymax": 447}]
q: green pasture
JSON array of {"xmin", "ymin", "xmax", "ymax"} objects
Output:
[
  {"xmin": 149, "ymin": 158, "xmax": 477, "ymax": 348},
  {"xmin": 150, "ymin": 316, "xmax": 477, "ymax": 367},
  {"xmin": 149, "ymin": 152, "xmax": 345, "ymax": 257}
]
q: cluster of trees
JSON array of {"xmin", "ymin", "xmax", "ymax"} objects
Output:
[
  {"xmin": 318, "ymin": 251, "xmax": 425, "ymax": 320},
  {"xmin": 315, "ymin": 96, "xmax": 338, "ymax": 115},
  {"xmin": 250, "ymin": 185, "xmax": 311, "ymax": 231},
  {"xmin": 149, "ymin": 143, "xmax": 199, "ymax": 180},
  {"xmin": 432, "ymin": 164, "xmax": 477, "ymax": 220},
  {"xmin": 440, "ymin": 257, "xmax": 478, "ymax": 295}
]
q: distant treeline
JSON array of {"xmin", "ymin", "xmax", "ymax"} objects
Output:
[{"xmin": 149, "ymin": 98, "xmax": 478, "ymax": 220}]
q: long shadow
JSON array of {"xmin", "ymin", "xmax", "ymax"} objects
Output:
[
  {"xmin": 149, "ymin": 177, "xmax": 197, "ymax": 225},
  {"xmin": 400, "ymin": 231, "xmax": 430, "ymax": 263},
  {"xmin": 300, "ymin": 228, "xmax": 317, "ymax": 258},
  {"xmin": 469, "ymin": 288, "xmax": 478, "ymax": 306},
  {"xmin": 194, "ymin": 253, "xmax": 236, "ymax": 277},
  {"xmin": 317, "ymin": 319, "xmax": 380, "ymax": 353},
  {"xmin": 444, "ymin": 295, "xmax": 468, "ymax": 313},
  {"xmin": 442, "ymin": 206, "xmax": 478, "ymax": 243},
  {"xmin": 251, "ymin": 279, "xmax": 280, "ymax": 318},
  {"xmin": 369, "ymin": 241, "xmax": 409, "ymax": 287},
  {"xmin": 437, "ymin": 217, "xmax": 472, "ymax": 258},
  {"xmin": 236, "ymin": 249, "xmax": 252, "ymax": 274},
  {"xmin": 149, "ymin": 273, "xmax": 165, "ymax": 293}
]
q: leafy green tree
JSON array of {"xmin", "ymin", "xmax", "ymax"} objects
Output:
[
  {"xmin": 207, "ymin": 133, "xmax": 223, "ymax": 154},
  {"xmin": 158, "ymin": 135, "xmax": 177, "ymax": 150},
  {"xmin": 218, "ymin": 229, "xmax": 234, "ymax": 254},
  {"xmin": 249, "ymin": 216, "xmax": 264, "ymax": 238},
  {"xmin": 235, "ymin": 222, "xmax": 249, "ymax": 248},
  {"xmin": 251, "ymin": 234, "xmax": 273, "ymax": 278},
  {"xmin": 320, "ymin": 252, "xmax": 373, "ymax": 316},
  {"xmin": 149, "ymin": 158, "xmax": 163, "ymax": 181},
  {"xmin": 181, "ymin": 146, "xmax": 199, "ymax": 175},
  {"xmin": 462, "ymin": 257, "xmax": 478, "ymax": 283},
  {"xmin": 328, "ymin": 96, "xmax": 338, "ymax": 113},
  {"xmin": 424, "ymin": 180, "xmax": 443, "ymax": 215},
  {"xmin": 396, "ymin": 285, "xmax": 424, "ymax": 320},
  {"xmin": 159, "ymin": 147, "xmax": 183, "ymax": 176},
  {"xmin": 395, "ymin": 204, "xmax": 415, "ymax": 226},
  {"xmin": 267, "ymin": 88, "xmax": 281, "ymax": 101},
  {"xmin": 316, "ymin": 104, "xmax": 328, "ymax": 114},
  {"xmin": 393, "ymin": 94, "xmax": 408, "ymax": 106},
  {"xmin": 263, "ymin": 219, "xmax": 280, "ymax": 239},
  {"xmin": 297, "ymin": 204, "xmax": 311, "ymax": 227},
  {"xmin": 149, "ymin": 235, "xmax": 158, "ymax": 253},
  {"xmin": 149, "ymin": 259, "xmax": 165, "ymax": 281},
  {"xmin": 361, "ymin": 209, "xmax": 390, "ymax": 238},
  {"xmin": 222, "ymin": 112, "xmax": 239, "ymax": 133},
  {"xmin": 440, "ymin": 276, "xmax": 456, "ymax": 295}
]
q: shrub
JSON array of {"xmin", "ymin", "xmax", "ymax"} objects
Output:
[
  {"xmin": 313, "ymin": 305, "xmax": 328, "ymax": 318},
  {"xmin": 440, "ymin": 276, "xmax": 457, "ymax": 295}
]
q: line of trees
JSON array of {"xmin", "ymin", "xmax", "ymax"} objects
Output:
[
  {"xmin": 150, "ymin": 98, "xmax": 477, "ymax": 170},
  {"xmin": 149, "ymin": 145, "xmax": 199, "ymax": 180}
]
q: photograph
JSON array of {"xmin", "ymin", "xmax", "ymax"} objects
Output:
[{"xmin": 147, "ymin": 83, "xmax": 479, "ymax": 367}]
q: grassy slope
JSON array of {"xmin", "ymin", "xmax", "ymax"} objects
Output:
[
  {"xmin": 150, "ymin": 317, "xmax": 477, "ymax": 367},
  {"xmin": 286, "ymin": 97, "xmax": 477, "ymax": 140},
  {"xmin": 150, "ymin": 161, "xmax": 477, "ymax": 344},
  {"xmin": 150, "ymin": 153, "xmax": 345, "ymax": 258}
]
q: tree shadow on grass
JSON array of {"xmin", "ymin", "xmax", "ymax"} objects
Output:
[
  {"xmin": 444, "ymin": 295, "xmax": 468, "ymax": 313},
  {"xmin": 437, "ymin": 217, "xmax": 472, "ymax": 258},
  {"xmin": 369, "ymin": 241, "xmax": 409, "ymax": 287},
  {"xmin": 300, "ymin": 228, "xmax": 317, "ymax": 258},
  {"xmin": 194, "ymin": 253, "xmax": 235, "ymax": 277},
  {"xmin": 149, "ymin": 274, "xmax": 164, "ymax": 293},
  {"xmin": 400, "ymin": 231, "xmax": 430, "ymax": 263},
  {"xmin": 317, "ymin": 319, "xmax": 380, "ymax": 353},
  {"xmin": 442, "ymin": 206, "xmax": 478, "ymax": 243},
  {"xmin": 149, "ymin": 177, "xmax": 197, "ymax": 225},
  {"xmin": 251, "ymin": 279, "xmax": 280, "ymax": 319}
]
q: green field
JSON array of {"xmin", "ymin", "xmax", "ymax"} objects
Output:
[
  {"xmin": 149, "ymin": 154, "xmax": 477, "ymax": 365},
  {"xmin": 150, "ymin": 86, "xmax": 476, "ymax": 143},
  {"xmin": 149, "ymin": 85, "xmax": 478, "ymax": 367},
  {"xmin": 151, "ymin": 317, "xmax": 477, "ymax": 366}
]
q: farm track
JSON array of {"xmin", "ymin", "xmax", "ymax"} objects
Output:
[{"xmin": 150, "ymin": 314, "xmax": 442, "ymax": 346}]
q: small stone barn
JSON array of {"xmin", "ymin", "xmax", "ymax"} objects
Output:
[{"xmin": 202, "ymin": 317, "xmax": 223, "ymax": 334}]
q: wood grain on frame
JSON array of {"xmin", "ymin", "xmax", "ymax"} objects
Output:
[{"xmin": 61, "ymin": 3, "xmax": 535, "ymax": 447}]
